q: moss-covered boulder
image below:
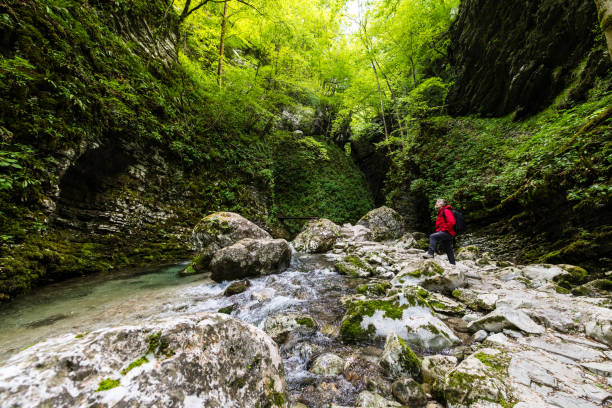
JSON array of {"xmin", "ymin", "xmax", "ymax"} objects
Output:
[
  {"xmin": 210, "ymin": 238, "xmax": 291, "ymax": 282},
  {"xmin": 442, "ymin": 348, "xmax": 512, "ymax": 407},
  {"xmin": 191, "ymin": 212, "xmax": 272, "ymax": 270},
  {"xmin": 552, "ymin": 264, "xmax": 589, "ymax": 290},
  {"xmin": 335, "ymin": 255, "xmax": 374, "ymax": 278},
  {"xmin": 357, "ymin": 206, "xmax": 405, "ymax": 241},
  {"xmin": 421, "ymin": 354, "xmax": 458, "ymax": 395},
  {"xmin": 572, "ymin": 279, "xmax": 612, "ymax": 297},
  {"xmin": 224, "ymin": 279, "xmax": 251, "ymax": 296},
  {"xmin": 379, "ymin": 333, "xmax": 421, "ymax": 380},
  {"xmin": 339, "ymin": 292, "xmax": 461, "ymax": 350},
  {"xmin": 292, "ymin": 218, "xmax": 341, "ymax": 253}
]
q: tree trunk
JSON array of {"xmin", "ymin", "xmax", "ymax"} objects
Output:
[
  {"xmin": 371, "ymin": 61, "xmax": 390, "ymax": 143},
  {"xmin": 595, "ymin": 0, "xmax": 612, "ymax": 60},
  {"xmin": 217, "ymin": 0, "xmax": 229, "ymax": 86},
  {"xmin": 374, "ymin": 58, "xmax": 406, "ymax": 138}
]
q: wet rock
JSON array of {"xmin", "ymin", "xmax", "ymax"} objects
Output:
[
  {"xmin": 442, "ymin": 348, "xmax": 512, "ymax": 407},
  {"xmin": 224, "ymin": 279, "xmax": 251, "ymax": 296},
  {"xmin": 343, "ymin": 355, "xmax": 390, "ymax": 395},
  {"xmin": 467, "ymin": 306, "xmax": 545, "ymax": 334},
  {"xmin": 340, "ymin": 293, "xmax": 461, "ymax": 350},
  {"xmin": 379, "ymin": 333, "xmax": 421, "ymax": 379},
  {"xmin": 252, "ymin": 288, "xmax": 275, "ymax": 302},
  {"xmin": 0, "ymin": 313, "xmax": 286, "ymax": 408},
  {"xmin": 292, "ymin": 218, "xmax": 341, "ymax": 253},
  {"xmin": 421, "ymin": 268, "xmax": 466, "ymax": 295},
  {"xmin": 210, "ymin": 238, "xmax": 292, "ymax": 282},
  {"xmin": 391, "ymin": 377, "xmax": 427, "ymax": 406},
  {"xmin": 473, "ymin": 330, "xmax": 487, "ymax": 342},
  {"xmin": 309, "ymin": 353, "xmax": 345, "ymax": 376},
  {"xmin": 422, "ymin": 354, "xmax": 458, "ymax": 393},
  {"xmin": 191, "ymin": 212, "xmax": 271, "ymax": 268},
  {"xmin": 264, "ymin": 312, "xmax": 318, "ymax": 343},
  {"xmin": 356, "ymin": 206, "xmax": 405, "ymax": 241},
  {"xmin": 355, "ymin": 390, "xmax": 402, "ymax": 407}
]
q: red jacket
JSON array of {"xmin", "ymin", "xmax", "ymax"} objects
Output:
[{"xmin": 435, "ymin": 205, "xmax": 456, "ymax": 236}]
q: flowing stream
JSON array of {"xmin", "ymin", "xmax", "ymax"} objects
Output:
[{"xmin": 0, "ymin": 253, "xmax": 372, "ymax": 406}]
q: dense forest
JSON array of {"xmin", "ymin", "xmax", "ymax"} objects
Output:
[
  {"xmin": 1, "ymin": 1, "xmax": 612, "ymax": 407},
  {"xmin": 1, "ymin": 0, "xmax": 610, "ymax": 299}
]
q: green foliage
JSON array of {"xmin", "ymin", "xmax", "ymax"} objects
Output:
[{"xmin": 270, "ymin": 132, "xmax": 373, "ymax": 234}]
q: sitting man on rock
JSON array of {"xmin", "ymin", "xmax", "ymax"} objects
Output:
[{"xmin": 423, "ymin": 198, "xmax": 456, "ymax": 265}]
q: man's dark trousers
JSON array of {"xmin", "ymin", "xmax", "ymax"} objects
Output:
[{"xmin": 428, "ymin": 231, "xmax": 456, "ymax": 265}]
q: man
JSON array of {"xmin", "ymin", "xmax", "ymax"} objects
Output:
[{"xmin": 422, "ymin": 198, "xmax": 456, "ymax": 265}]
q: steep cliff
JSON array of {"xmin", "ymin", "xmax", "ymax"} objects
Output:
[
  {"xmin": 0, "ymin": 0, "xmax": 373, "ymax": 300},
  {"xmin": 446, "ymin": 0, "xmax": 605, "ymax": 117}
]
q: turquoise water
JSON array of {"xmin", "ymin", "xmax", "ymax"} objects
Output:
[{"xmin": 0, "ymin": 262, "xmax": 207, "ymax": 362}]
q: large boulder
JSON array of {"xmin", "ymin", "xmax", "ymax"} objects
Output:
[
  {"xmin": 191, "ymin": 212, "xmax": 272, "ymax": 269},
  {"xmin": 210, "ymin": 238, "xmax": 292, "ymax": 282},
  {"xmin": 357, "ymin": 206, "xmax": 405, "ymax": 241},
  {"xmin": 292, "ymin": 218, "xmax": 341, "ymax": 253},
  {"xmin": 442, "ymin": 348, "xmax": 512, "ymax": 406},
  {"xmin": 0, "ymin": 313, "xmax": 287, "ymax": 408},
  {"xmin": 379, "ymin": 332, "xmax": 421, "ymax": 379},
  {"xmin": 340, "ymin": 292, "xmax": 461, "ymax": 350}
]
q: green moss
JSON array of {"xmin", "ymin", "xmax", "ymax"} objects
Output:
[
  {"xmin": 218, "ymin": 305, "xmax": 235, "ymax": 314},
  {"xmin": 179, "ymin": 264, "xmax": 197, "ymax": 277},
  {"xmin": 397, "ymin": 337, "xmax": 422, "ymax": 376},
  {"xmin": 451, "ymin": 289, "xmax": 462, "ymax": 298},
  {"xmin": 340, "ymin": 296, "xmax": 411, "ymax": 342},
  {"xmin": 295, "ymin": 317, "xmax": 316, "ymax": 328},
  {"xmin": 601, "ymin": 13, "xmax": 612, "ymax": 31},
  {"xmin": 121, "ymin": 356, "xmax": 149, "ymax": 375},
  {"xmin": 146, "ymin": 332, "xmax": 174, "ymax": 357},
  {"xmin": 473, "ymin": 351, "xmax": 510, "ymax": 375},
  {"xmin": 356, "ymin": 281, "xmax": 392, "ymax": 297},
  {"xmin": 476, "ymin": 258, "xmax": 490, "ymax": 266},
  {"xmin": 554, "ymin": 285, "xmax": 571, "ymax": 294},
  {"xmin": 96, "ymin": 378, "xmax": 120, "ymax": 392}
]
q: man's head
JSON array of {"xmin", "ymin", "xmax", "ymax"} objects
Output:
[{"xmin": 435, "ymin": 198, "xmax": 447, "ymax": 210}]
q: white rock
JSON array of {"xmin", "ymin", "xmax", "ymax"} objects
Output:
[
  {"xmin": 310, "ymin": 353, "xmax": 344, "ymax": 376},
  {"xmin": 468, "ymin": 306, "xmax": 545, "ymax": 334},
  {"xmin": 0, "ymin": 313, "xmax": 286, "ymax": 408}
]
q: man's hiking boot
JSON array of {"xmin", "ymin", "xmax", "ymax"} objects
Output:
[{"xmin": 422, "ymin": 252, "xmax": 434, "ymax": 259}]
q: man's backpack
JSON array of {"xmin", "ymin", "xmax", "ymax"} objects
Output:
[{"xmin": 442, "ymin": 209, "xmax": 466, "ymax": 235}]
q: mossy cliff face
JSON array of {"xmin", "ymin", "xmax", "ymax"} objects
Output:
[
  {"xmin": 365, "ymin": 0, "xmax": 611, "ymax": 255},
  {"xmin": 0, "ymin": 0, "xmax": 373, "ymax": 300},
  {"xmin": 447, "ymin": 0, "xmax": 602, "ymax": 117}
]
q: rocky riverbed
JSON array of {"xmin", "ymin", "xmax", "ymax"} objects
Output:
[{"xmin": 1, "ymin": 208, "xmax": 611, "ymax": 407}]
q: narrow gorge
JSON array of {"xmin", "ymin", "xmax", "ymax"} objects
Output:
[{"xmin": 0, "ymin": 0, "xmax": 610, "ymax": 407}]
